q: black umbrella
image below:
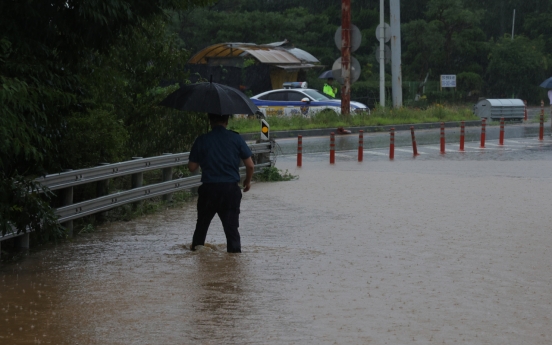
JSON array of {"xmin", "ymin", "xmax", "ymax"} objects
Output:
[
  {"xmin": 539, "ymin": 76, "xmax": 552, "ymax": 89},
  {"xmin": 318, "ymin": 70, "xmax": 334, "ymax": 79},
  {"xmin": 159, "ymin": 81, "xmax": 259, "ymax": 115}
]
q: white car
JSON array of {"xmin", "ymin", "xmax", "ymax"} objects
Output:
[{"xmin": 250, "ymin": 82, "xmax": 369, "ymax": 117}]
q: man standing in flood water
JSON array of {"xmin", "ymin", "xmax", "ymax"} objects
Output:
[{"xmin": 188, "ymin": 114, "xmax": 254, "ymax": 253}]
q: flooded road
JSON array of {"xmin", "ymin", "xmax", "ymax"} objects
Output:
[{"xmin": 2, "ymin": 131, "xmax": 552, "ymax": 344}]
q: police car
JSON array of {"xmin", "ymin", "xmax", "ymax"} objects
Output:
[{"xmin": 250, "ymin": 82, "xmax": 369, "ymax": 118}]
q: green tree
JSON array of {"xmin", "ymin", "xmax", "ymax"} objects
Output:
[
  {"xmin": 485, "ymin": 35, "xmax": 547, "ymax": 100},
  {"xmin": 0, "ymin": 0, "xmax": 214, "ymax": 238}
]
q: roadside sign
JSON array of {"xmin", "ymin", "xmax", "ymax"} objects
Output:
[
  {"xmin": 440, "ymin": 75, "xmax": 457, "ymax": 88},
  {"xmin": 334, "ymin": 24, "xmax": 362, "ymax": 52},
  {"xmin": 375, "ymin": 23, "xmax": 391, "ymax": 42},
  {"xmin": 261, "ymin": 119, "xmax": 270, "ymax": 141}
]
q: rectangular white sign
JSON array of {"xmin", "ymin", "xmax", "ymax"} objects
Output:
[{"xmin": 440, "ymin": 75, "xmax": 457, "ymax": 88}]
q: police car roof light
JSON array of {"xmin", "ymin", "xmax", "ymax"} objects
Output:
[{"xmin": 282, "ymin": 81, "xmax": 308, "ymax": 89}]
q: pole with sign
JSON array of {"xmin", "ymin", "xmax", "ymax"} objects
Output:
[
  {"xmin": 341, "ymin": 0, "xmax": 351, "ymax": 116},
  {"xmin": 260, "ymin": 119, "xmax": 270, "ymax": 141},
  {"xmin": 440, "ymin": 75, "xmax": 457, "ymax": 91}
]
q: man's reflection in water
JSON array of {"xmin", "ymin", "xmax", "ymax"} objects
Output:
[{"xmin": 188, "ymin": 249, "xmax": 253, "ymax": 342}]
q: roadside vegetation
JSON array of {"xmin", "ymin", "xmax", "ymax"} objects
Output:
[
  {"xmin": 229, "ymin": 105, "xmax": 479, "ymax": 133},
  {"xmin": 253, "ymin": 167, "xmax": 297, "ymax": 182}
]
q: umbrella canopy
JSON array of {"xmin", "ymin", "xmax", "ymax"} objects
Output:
[
  {"xmin": 539, "ymin": 76, "xmax": 552, "ymax": 89},
  {"xmin": 318, "ymin": 70, "xmax": 334, "ymax": 79},
  {"xmin": 159, "ymin": 82, "xmax": 259, "ymax": 115}
]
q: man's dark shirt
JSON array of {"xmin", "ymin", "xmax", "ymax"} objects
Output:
[{"xmin": 189, "ymin": 125, "xmax": 252, "ymax": 183}]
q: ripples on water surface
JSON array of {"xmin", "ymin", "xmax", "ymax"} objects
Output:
[{"xmin": 2, "ymin": 131, "xmax": 552, "ymax": 344}]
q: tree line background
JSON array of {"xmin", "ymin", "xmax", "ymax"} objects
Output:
[
  {"xmin": 173, "ymin": 0, "xmax": 551, "ymax": 105},
  {"xmin": 1, "ymin": 0, "xmax": 551, "ymax": 238}
]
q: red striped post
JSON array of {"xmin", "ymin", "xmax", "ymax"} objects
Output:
[
  {"xmin": 358, "ymin": 130, "xmax": 363, "ymax": 162},
  {"xmin": 524, "ymin": 100, "xmax": 528, "ymax": 121},
  {"xmin": 440, "ymin": 122, "xmax": 445, "ymax": 154},
  {"xmin": 389, "ymin": 128, "xmax": 395, "ymax": 160},
  {"xmin": 330, "ymin": 132, "xmax": 335, "ymax": 164},
  {"xmin": 459, "ymin": 121, "xmax": 465, "ymax": 151},
  {"xmin": 499, "ymin": 117, "xmax": 504, "ymax": 145},
  {"xmin": 480, "ymin": 118, "xmax": 486, "ymax": 148},
  {"xmin": 297, "ymin": 135, "xmax": 302, "ymax": 167},
  {"xmin": 539, "ymin": 100, "xmax": 544, "ymax": 141},
  {"xmin": 410, "ymin": 126, "xmax": 419, "ymax": 156}
]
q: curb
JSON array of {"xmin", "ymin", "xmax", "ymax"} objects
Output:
[{"xmin": 241, "ymin": 120, "xmax": 483, "ymax": 141}]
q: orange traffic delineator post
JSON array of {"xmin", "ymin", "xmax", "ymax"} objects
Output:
[
  {"xmin": 410, "ymin": 126, "xmax": 419, "ymax": 156},
  {"xmin": 460, "ymin": 121, "xmax": 465, "ymax": 151},
  {"xmin": 440, "ymin": 122, "xmax": 445, "ymax": 154},
  {"xmin": 330, "ymin": 132, "xmax": 335, "ymax": 164},
  {"xmin": 297, "ymin": 135, "xmax": 302, "ymax": 167},
  {"xmin": 358, "ymin": 130, "xmax": 363, "ymax": 162},
  {"xmin": 524, "ymin": 100, "xmax": 528, "ymax": 121},
  {"xmin": 499, "ymin": 117, "xmax": 505, "ymax": 145},
  {"xmin": 480, "ymin": 118, "xmax": 486, "ymax": 148},
  {"xmin": 539, "ymin": 100, "xmax": 544, "ymax": 141},
  {"xmin": 389, "ymin": 128, "xmax": 395, "ymax": 160}
]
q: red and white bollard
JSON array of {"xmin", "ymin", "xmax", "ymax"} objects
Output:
[
  {"xmin": 358, "ymin": 130, "xmax": 363, "ymax": 162},
  {"xmin": 330, "ymin": 132, "xmax": 335, "ymax": 164},
  {"xmin": 460, "ymin": 121, "xmax": 465, "ymax": 151},
  {"xmin": 297, "ymin": 135, "xmax": 302, "ymax": 167},
  {"xmin": 389, "ymin": 128, "xmax": 395, "ymax": 160},
  {"xmin": 539, "ymin": 100, "xmax": 544, "ymax": 141},
  {"xmin": 440, "ymin": 122, "xmax": 445, "ymax": 154},
  {"xmin": 480, "ymin": 118, "xmax": 486, "ymax": 148},
  {"xmin": 410, "ymin": 126, "xmax": 419, "ymax": 156},
  {"xmin": 499, "ymin": 117, "xmax": 504, "ymax": 145},
  {"xmin": 524, "ymin": 100, "xmax": 528, "ymax": 121}
]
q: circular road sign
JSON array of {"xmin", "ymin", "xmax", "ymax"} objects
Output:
[
  {"xmin": 331, "ymin": 56, "xmax": 361, "ymax": 85},
  {"xmin": 375, "ymin": 23, "xmax": 391, "ymax": 43},
  {"xmin": 334, "ymin": 24, "xmax": 362, "ymax": 53}
]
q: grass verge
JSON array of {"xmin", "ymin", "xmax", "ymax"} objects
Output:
[{"xmin": 228, "ymin": 105, "xmax": 479, "ymax": 133}]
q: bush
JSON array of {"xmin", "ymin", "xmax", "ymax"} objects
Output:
[{"xmin": 254, "ymin": 167, "xmax": 296, "ymax": 182}]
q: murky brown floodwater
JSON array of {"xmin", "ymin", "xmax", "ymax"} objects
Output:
[{"xmin": 2, "ymin": 138, "xmax": 552, "ymax": 344}]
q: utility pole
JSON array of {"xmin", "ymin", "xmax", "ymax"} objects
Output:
[
  {"xmin": 390, "ymin": 0, "xmax": 402, "ymax": 108},
  {"xmin": 379, "ymin": 0, "xmax": 385, "ymax": 107},
  {"xmin": 341, "ymin": 0, "xmax": 351, "ymax": 115}
]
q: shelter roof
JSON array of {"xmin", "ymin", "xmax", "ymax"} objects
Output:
[{"xmin": 188, "ymin": 40, "xmax": 320, "ymax": 66}]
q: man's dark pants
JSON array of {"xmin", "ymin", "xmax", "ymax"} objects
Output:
[{"xmin": 192, "ymin": 183, "xmax": 242, "ymax": 253}]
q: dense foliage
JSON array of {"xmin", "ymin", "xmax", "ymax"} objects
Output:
[
  {"xmin": 171, "ymin": 0, "xmax": 550, "ymax": 102},
  {"xmin": 0, "ymin": 0, "xmax": 213, "ymax": 239}
]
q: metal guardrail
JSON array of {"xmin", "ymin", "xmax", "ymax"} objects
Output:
[
  {"xmin": 35, "ymin": 143, "xmax": 273, "ymax": 191},
  {"xmin": 1, "ymin": 142, "xmax": 273, "ymax": 242},
  {"xmin": 55, "ymin": 163, "xmax": 270, "ymax": 223}
]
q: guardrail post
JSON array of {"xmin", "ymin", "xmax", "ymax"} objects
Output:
[
  {"xmin": 524, "ymin": 100, "xmax": 528, "ymax": 121},
  {"xmin": 460, "ymin": 121, "xmax": 465, "ymax": 151},
  {"xmin": 162, "ymin": 154, "xmax": 173, "ymax": 202},
  {"xmin": 480, "ymin": 119, "xmax": 486, "ymax": 148},
  {"xmin": 96, "ymin": 163, "xmax": 111, "ymax": 221},
  {"xmin": 60, "ymin": 169, "xmax": 74, "ymax": 237},
  {"xmin": 131, "ymin": 157, "xmax": 144, "ymax": 208},
  {"xmin": 15, "ymin": 233, "xmax": 30, "ymax": 250}
]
